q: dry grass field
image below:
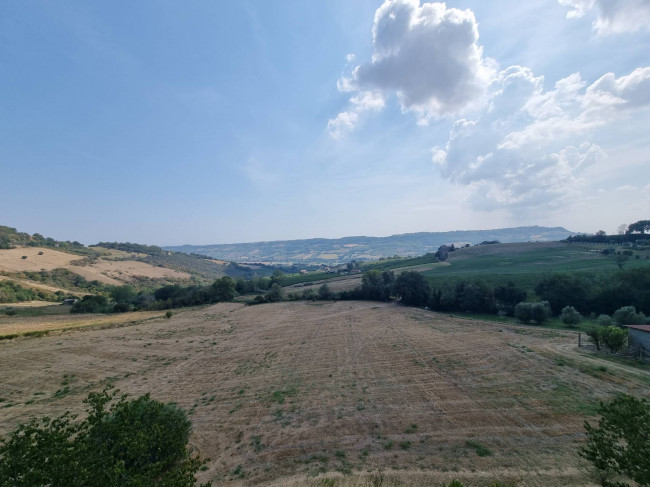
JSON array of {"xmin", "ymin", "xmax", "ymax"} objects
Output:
[
  {"xmin": 85, "ymin": 259, "xmax": 191, "ymax": 282},
  {"xmin": 1, "ymin": 301, "xmax": 648, "ymax": 486},
  {"xmin": 0, "ymin": 246, "xmax": 191, "ymax": 287},
  {"xmin": 0, "ymin": 247, "xmax": 78, "ymax": 272}
]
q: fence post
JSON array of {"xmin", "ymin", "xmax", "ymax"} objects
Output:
[{"xmin": 578, "ymin": 332, "xmax": 581, "ymax": 347}]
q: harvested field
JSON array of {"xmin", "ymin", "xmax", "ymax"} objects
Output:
[
  {"xmin": 0, "ymin": 309, "xmax": 167, "ymax": 336},
  {"xmin": 0, "ymin": 301, "xmax": 647, "ymax": 486},
  {"xmin": 85, "ymin": 259, "xmax": 191, "ymax": 282},
  {"xmin": 0, "ymin": 246, "xmax": 191, "ymax": 287},
  {"xmin": 0, "ymin": 247, "xmax": 77, "ymax": 272}
]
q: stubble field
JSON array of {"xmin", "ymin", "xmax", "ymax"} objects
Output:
[{"xmin": 1, "ymin": 301, "xmax": 648, "ymax": 486}]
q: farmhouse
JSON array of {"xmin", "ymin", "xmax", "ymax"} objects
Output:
[{"xmin": 627, "ymin": 325, "xmax": 650, "ymax": 360}]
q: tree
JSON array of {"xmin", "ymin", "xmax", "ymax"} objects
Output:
[
  {"xmin": 561, "ymin": 306, "xmax": 582, "ymax": 326},
  {"xmin": 586, "ymin": 327, "xmax": 603, "ymax": 351},
  {"xmin": 615, "ymin": 254, "xmax": 629, "ymax": 270},
  {"xmin": 265, "ymin": 283, "xmax": 284, "ymax": 302},
  {"xmin": 514, "ymin": 301, "xmax": 551, "ymax": 324},
  {"xmin": 601, "ymin": 326, "xmax": 628, "ymax": 354},
  {"xmin": 0, "ymin": 389, "xmax": 209, "ymax": 486},
  {"xmin": 613, "ymin": 306, "xmax": 647, "ymax": 327},
  {"xmin": 318, "ymin": 283, "xmax": 332, "ymax": 300},
  {"xmin": 626, "ymin": 219, "xmax": 650, "ymax": 235},
  {"xmin": 580, "ymin": 394, "xmax": 650, "ymax": 486},
  {"xmin": 71, "ymin": 295, "xmax": 110, "ymax": 314},
  {"xmin": 535, "ymin": 274, "xmax": 588, "ymax": 315},
  {"xmin": 360, "ymin": 270, "xmax": 391, "ymax": 301},
  {"xmin": 270, "ymin": 270, "xmax": 285, "ymax": 286},
  {"xmin": 211, "ymin": 276, "xmax": 236, "ymax": 302},
  {"xmin": 392, "ymin": 271, "xmax": 430, "ymax": 307}
]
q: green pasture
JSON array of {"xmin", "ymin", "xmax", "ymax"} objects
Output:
[{"xmin": 422, "ymin": 242, "xmax": 650, "ymax": 290}]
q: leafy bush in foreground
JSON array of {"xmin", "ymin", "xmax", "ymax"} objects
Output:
[
  {"xmin": 581, "ymin": 394, "xmax": 650, "ymax": 486},
  {"xmin": 0, "ymin": 389, "xmax": 210, "ymax": 486}
]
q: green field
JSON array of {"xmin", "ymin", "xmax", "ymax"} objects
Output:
[{"xmin": 422, "ymin": 242, "xmax": 650, "ymax": 289}]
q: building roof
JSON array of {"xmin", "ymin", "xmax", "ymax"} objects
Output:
[{"xmin": 626, "ymin": 325, "xmax": 650, "ymax": 333}]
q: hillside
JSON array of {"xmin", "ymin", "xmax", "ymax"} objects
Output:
[
  {"xmin": 0, "ymin": 226, "xmax": 280, "ymax": 303},
  {"xmin": 165, "ymin": 226, "xmax": 574, "ymax": 264},
  {"xmin": 2, "ymin": 301, "xmax": 648, "ymax": 485}
]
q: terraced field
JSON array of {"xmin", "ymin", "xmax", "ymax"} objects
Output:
[{"xmin": 1, "ymin": 301, "xmax": 648, "ymax": 486}]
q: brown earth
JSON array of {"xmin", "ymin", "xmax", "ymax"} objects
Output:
[{"xmin": 0, "ymin": 301, "xmax": 647, "ymax": 486}]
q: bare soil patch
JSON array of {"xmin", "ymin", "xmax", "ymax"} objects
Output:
[{"xmin": 0, "ymin": 301, "xmax": 646, "ymax": 486}]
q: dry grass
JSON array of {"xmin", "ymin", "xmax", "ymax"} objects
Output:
[
  {"xmin": 0, "ymin": 247, "xmax": 77, "ymax": 272},
  {"xmin": 0, "ymin": 246, "xmax": 191, "ymax": 287},
  {"xmin": 0, "ymin": 309, "xmax": 167, "ymax": 336},
  {"xmin": 0, "ymin": 301, "xmax": 647, "ymax": 486},
  {"xmin": 85, "ymin": 259, "xmax": 191, "ymax": 282}
]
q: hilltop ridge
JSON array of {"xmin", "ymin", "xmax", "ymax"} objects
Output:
[{"xmin": 165, "ymin": 225, "xmax": 574, "ymax": 264}]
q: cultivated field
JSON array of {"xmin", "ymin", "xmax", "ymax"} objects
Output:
[
  {"xmin": 1, "ymin": 301, "xmax": 648, "ymax": 486},
  {"xmin": 0, "ymin": 247, "xmax": 78, "ymax": 272},
  {"xmin": 0, "ymin": 246, "xmax": 192, "ymax": 287},
  {"xmin": 85, "ymin": 259, "xmax": 191, "ymax": 282}
]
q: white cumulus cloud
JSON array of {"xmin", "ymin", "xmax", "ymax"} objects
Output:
[
  {"xmin": 559, "ymin": 0, "xmax": 650, "ymax": 34},
  {"xmin": 434, "ymin": 65, "xmax": 650, "ymax": 209},
  {"xmin": 327, "ymin": 0, "xmax": 494, "ymax": 137}
]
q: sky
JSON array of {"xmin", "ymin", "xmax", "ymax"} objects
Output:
[{"xmin": 1, "ymin": 0, "xmax": 649, "ymax": 246}]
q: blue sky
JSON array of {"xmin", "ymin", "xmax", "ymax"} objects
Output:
[{"xmin": 2, "ymin": 0, "xmax": 649, "ymax": 245}]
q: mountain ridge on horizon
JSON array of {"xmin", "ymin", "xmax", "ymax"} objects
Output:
[{"xmin": 165, "ymin": 225, "xmax": 576, "ymax": 264}]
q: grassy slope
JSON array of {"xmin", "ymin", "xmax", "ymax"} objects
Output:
[{"xmin": 422, "ymin": 242, "xmax": 650, "ymax": 289}]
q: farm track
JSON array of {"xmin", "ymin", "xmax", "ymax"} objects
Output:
[{"xmin": 0, "ymin": 301, "xmax": 647, "ymax": 486}]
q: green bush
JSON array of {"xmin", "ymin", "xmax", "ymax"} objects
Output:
[
  {"xmin": 0, "ymin": 389, "xmax": 210, "ymax": 486},
  {"xmin": 514, "ymin": 301, "xmax": 551, "ymax": 324},
  {"xmin": 581, "ymin": 394, "xmax": 650, "ymax": 486},
  {"xmin": 70, "ymin": 295, "xmax": 111, "ymax": 313},
  {"xmin": 601, "ymin": 326, "xmax": 628, "ymax": 354},
  {"xmin": 613, "ymin": 306, "xmax": 647, "ymax": 326},
  {"xmin": 597, "ymin": 314, "xmax": 614, "ymax": 327},
  {"xmin": 561, "ymin": 306, "xmax": 582, "ymax": 326}
]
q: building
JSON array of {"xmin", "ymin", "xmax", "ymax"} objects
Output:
[{"xmin": 627, "ymin": 325, "xmax": 650, "ymax": 361}]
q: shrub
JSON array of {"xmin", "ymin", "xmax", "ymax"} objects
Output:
[
  {"xmin": 586, "ymin": 327, "xmax": 603, "ymax": 351},
  {"xmin": 613, "ymin": 306, "xmax": 646, "ymax": 326},
  {"xmin": 601, "ymin": 326, "xmax": 628, "ymax": 354},
  {"xmin": 561, "ymin": 306, "xmax": 582, "ymax": 326},
  {"xmin": 392, "ymin": 271, "xmax": 430, "ymax": 307},
  {"xmin": 514, "ymin": 301, "xmax": 551, "ymax": 324},
  {"xmin": 71, "ymin": 295, "xmax": 110, "ymax": 313},
  {"xmin": 318, "ymin": 283, "xmax": 332, "ymax": 300},
  {"xmin": 0, "ymin": 389, "xmax": 209, "ymax": 486},
  {"xmin": 166, "ymin": 310, "xmax": 173, "ymax": 319},
  {"xmin": 581, "ymin": 394, "xmax": 650, "ymax": 486},
  {"xmin": 597, "ymin": 314, "xmax": 614, "ymax": 327}
]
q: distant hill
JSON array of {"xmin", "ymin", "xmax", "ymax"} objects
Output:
[
  {"xmin": 0, "ymin": 225, "xmax": 286, "ymax": 303},
  {"xmin": 165, "ymin": 226, "xmax": 575, "ymax": 264}
]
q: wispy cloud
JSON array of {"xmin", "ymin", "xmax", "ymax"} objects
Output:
[{"xmin": 559, "ymin": 0, "xmax": 650, "ymax": 34}]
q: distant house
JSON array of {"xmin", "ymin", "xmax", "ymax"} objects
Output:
[
  {"xmin": 627, "ymin": 325, "xmax": 650, "ymax": 361},
  {"xmin": 299, "ymin": 270, "xmax": 308, "ymax": 275}
]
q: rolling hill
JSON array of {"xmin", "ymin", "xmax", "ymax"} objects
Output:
[{"xmin": 165, "ymin": 226, "xmax": 575, "ymax": 264}]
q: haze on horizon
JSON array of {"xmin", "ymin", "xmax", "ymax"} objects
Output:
[{"xmin": 2, "ymin": 0, "xmax": 649, "ymax": 246}]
